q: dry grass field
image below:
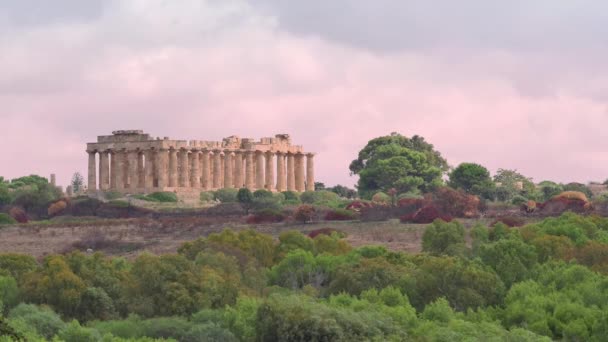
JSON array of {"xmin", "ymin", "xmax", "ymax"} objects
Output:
[{"xmin": 0, "ymin": 216, "xmax": 501, "ymax": 259}]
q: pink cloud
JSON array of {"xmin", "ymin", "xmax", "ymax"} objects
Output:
[{"xmin": 1, "ymin": 0, "xmax": 607, "ymax": 189}]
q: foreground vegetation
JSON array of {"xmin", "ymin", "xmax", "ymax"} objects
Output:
[{"xmin": 1, "ymin": 213, "xmax": 608, "ymax": 341}]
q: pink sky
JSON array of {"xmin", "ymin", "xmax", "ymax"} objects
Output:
[{"xmin": 1, "ymin": 1, "xmax": 608, "ymax": 188}]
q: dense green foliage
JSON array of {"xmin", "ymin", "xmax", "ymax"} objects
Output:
[
  {"xmin": 448, "ymin": 163, "xmax": 496, "ymax": 200},
  {"xmin": 135, "ymin": 192, "xmax": 178, "ymax": 203},
  {"xmin": 349, "ymin": 133, "xmax": 447, "ymax": 198},
  {"xmin": 3, "ymin": 214, "xmax": 608, "ymax": 340}
]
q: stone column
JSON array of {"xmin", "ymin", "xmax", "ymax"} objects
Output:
[
  {"xmin": 137, "ymin": 152, "xmax": 145, "ymax": 188},
  {"xmin": 287, "ymin": 153, "xmax": 296, "ymax": 191},
  {"xmin": 99, "ymin": 151, "xmax": 110, "ymax": 190},
  {"xmin": 233, "ymin": 151, "xmax": 243, "ymax": 188},
  {"xmin": 276, "ymin": 152, "xmax": 286, "ymax": 192},
  {"xmin": 295, "ymin": 153, "xmax": 305, "ymax": 192},
  {"xmin": 245, "ymin": 151, "xmax": 255, "ymax": 190},
  {"xmin": 265, "ymin": 151, "xmax": 274, "ymax": 191},
  {"xmin": 220, "ymin": 154, "xmax": 225, "ymax": 186},
  {"xmin": 115, "ymin": 149, "xmax": 125, "ymax": 191},
  {"xmin": 144, "ymin": 150, "xmax": 155, "ymax": 190},
  {"xmin": 224, "ymin": 151, "xmax": 233, "ymax": 188},
  {"xmin": 87, "ymin": 151, "xmax": 97, "ymax": 192},
  {"xmin": 201, "ymin": 149, "xmax": 211, "ymax": 190},
  {"xmin": 255, "ymin": 151, "xmax": 265, "ymax": 190},
  {"xmin": 213, "ymin": 150, "xmax": 222, "ymax": 189},
  {"xmin": 127, "ymin": 149, "xmax": 139, "ymax": 190},
  {"xmin": 110, "ymin": 150, "xmax": 117, "ymax": 189},
  {"xmin": 169, "ymin": 148, "xmax": 178, "ymax": 187},
  {"xmin": 179, "ymin": 149, "xmax": 189, "ymax": 187},
  {"xmin": 190, "ymin": 149, "xmax": 201, "ymax": 188},
  {"xmin": 306, "ymin": 153, "xmax": 315, "ymax": 191},
  {"xmin": 156, "ymin": 149, "xmax": 169, "ymax": 189}
]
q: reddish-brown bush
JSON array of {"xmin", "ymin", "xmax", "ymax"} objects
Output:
[
  {"xmin": 345, "ymin": 200, "xmax": 373, "ymax": 212},
  {"xmin": 308, "ymin": 228, "xmax": 345, "ymax": 239},
  {"xmin": 400, "ymin": 205, "xmax": 453, "ymax": 224},
  {"xmin": 538, "ymin": 197, "xmax": 592, "ymax": 215},
  {"xmin": 427, "ymin": 187, "xmax": 480, "ymax": 218},
  {"xmin": 246, "ymin": 209, "xmax": 285, "ymax": 224},
  {"xmin": 48, "ymin": 200, "xmax": 68, "ymax": 217},
  {"xmin": 8, "ymin": 207, "xmax": 28, "ymax": 223},
  {"xmin": 324, "ymin": 209, "xmax": 357, "ymax": 221},
  {"xmin": 294, "ymin": 205, "xmax": 315, "ymax": 223},
  {"xmin": 490, "ymin": 216, "xmax": 526, "ymax": 227}
]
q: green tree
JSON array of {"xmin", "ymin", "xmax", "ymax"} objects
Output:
[
  {"xmin": 537, "ymin": 181, "xmax": 563, "ymax": 202},
  {"xmin": 493, "ymin": 169, "xmax": 539, "ymax": 202},
  {"xmin": 350, "ymin": 133, "xmax": 447, "ymax": 198},
  {"xmin": 422, "ymin": 220, "xmax": 466, "ymax": 256},
  {"xmin": 71, "ymin": 172, "xmax": 84, "ymax": 194},
  {"xmin": 237, "ymin": 188, "xmax": 253, "ymax": 214},
  {"xmin": 448, "ymin": 163, "xmax": 495, "ymax": 200}
]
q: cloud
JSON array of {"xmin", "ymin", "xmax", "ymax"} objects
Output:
[{"xmin": 0, "ymin": 0, "xmax": 607, "ymax": 189}]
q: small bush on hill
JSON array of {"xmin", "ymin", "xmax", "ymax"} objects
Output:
[
  {"xmin": 133, "ymin": 194, "xmax": 159, "ymax": 202},
  {"xmin": 146, "ymin": 192, "xmax": 178, "ymax": 203},
  {"xmin": 253, "ymin": 189, "xmax": 273, "ymax": 199},
  {"xmin": 400, "ymin": 205, "xmax": 453, "ymax": 224},
  {"xmin": 8, "ymin": 207, "xmax": 27, "ymax": 223},
  {"xmin": 422, "ymin": 219, "xmax": 466, "ymax": 255},
  {"xmin": 214, "ymin": 189, "xmax": 238, "ymax": 203},
  {"xmin": 108, "ymin": 200, "xmax": 129, "ymax": 208},
  {"xmin": 200, "ymin": 191, "xmax": 215, "ymax": 203},
  {"xmin": 294, "ymin": 205, "xmax": 315, "ymax": 223},
  {"xmin": 371, "ymin": 192, "xmax": 391, "ymax": 205},
  {"xmin": 246, "ymin": 209, "xmax": 285, "ymax": 224},
  {"xmin": 324, "ymin": 209, "xmax": 357, "ymax": 221},
  {"xmin": 300, "ymin": 191, "xmax": 342, "ymax": 208},
  {"xmin": 0, "ymin": 213, "xmax": 17, "ymax": 225},
  {"xmin": 104, "ymin": 191, "xmax": 123, "ymax": 200},
  {"xmin": 47, "ymin": 200, "xmax": 68, "ymax": 217},
  {"xmin": 345, "ymin": 200, "xmax": 373, "ymax": 212},
  {"xmin": 282, "ymin": 191, "xmax": 301, "ymax": 205},
  {"xmin": 427, "ymin": 187, "xmax": 480, "ymax": 218}
]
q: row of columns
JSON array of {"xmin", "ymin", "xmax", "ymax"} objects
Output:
[{"xmin": 88, "ymin": 149, "xmax": 314, "ymax": 193}]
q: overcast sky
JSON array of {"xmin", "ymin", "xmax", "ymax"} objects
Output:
[{"xmin": 1, "ymin": 0, "xmax": 608, "ymax": 187}]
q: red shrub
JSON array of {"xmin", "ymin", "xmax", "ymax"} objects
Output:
[
  {"xmin": 9, "ymin": 207, "xmax": 28, "ymax": 223},
  {"xmin": 308, "ymin": 228, "xmax": 344, "ymax": 239},
  {"xmin": 48, "ymin": 200, "xmax": 68, "ymax": 217},
  {"xmin": 294, "ymin": 205, "xmax": 316, "ymax": 223},
  {"xmin": 426, "ymin": 187, "xmax": 480, "ymax": 218},
  {"xmin": 345, "ymin": 200, "xmax": 373, "ymax": 212},
  {"xmin": 539, "ymin": 197, "xmax": 592, "ymax": 215},
  {"xmin": 400, "ymin": 205, "xmax": 453, "ymax": 224},
  {"xmin": 246, "ymin": 209, "xmax": 285, "ymax": 224},
  {"xmin": 324, "ymin": 209, "xmax": 357, "ymax": 221}
]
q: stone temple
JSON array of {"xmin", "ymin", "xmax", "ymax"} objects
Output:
[{"xmin": 86, "ymin": 130, "xmax": 315, "ymax": 194}]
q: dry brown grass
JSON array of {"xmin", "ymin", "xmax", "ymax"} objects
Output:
[{"xmin": 0, "ymin": 216, "xmax": 533, "ymax": 258}]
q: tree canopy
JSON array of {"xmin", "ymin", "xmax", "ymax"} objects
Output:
[
  {"xmin": 350, "ymin": 133, "xmax": 447, "ymax": 198},
  {"xmin": 448, "ymin": 163, "xmax": 495, "ymax": 200}
]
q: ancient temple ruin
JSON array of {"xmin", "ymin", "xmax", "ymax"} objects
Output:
[{"xmin": 86, "ymin": 130, "xmax": 315, "ymax": 194}]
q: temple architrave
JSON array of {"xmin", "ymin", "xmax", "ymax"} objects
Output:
[{"xmin": 86, "ymin": 130, "xmax": 315, "ymax": 194}]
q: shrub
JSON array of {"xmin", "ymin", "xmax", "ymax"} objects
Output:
[
  {"xmin": 57, "ymin": 320, "xmax": 101, "ymax": 342},
  {"xmin": 294, "ymin": 205, "xmax": 315, "ymax": 223},
  {"xmin": 237, "ymin": 188, "xmax": 253, "ymax": 203},
  {"xmin": 8, "ymin": 303, "xmax": 66, "ymax": 339},
  {"xmin": 214, "ymin": 189, "xmax": 238, "ymax": 203},
  {"xmin": 400, "ymin": 206, "xmax": 453, "ymax": 224},
  {"xmin": 47, "ymin": 200, "xmax": 68, "ymax": 217},
  {"xmin": 246, "ymin": 209, "xmax": 285, "ymax": 224},
  {"xmin": 511, "ymin": 195, "xmax": 528, "ymax": 206},
  {"xmin": 427, "ymin": 187, "xmax": 480, "ymax": 218},
  {"xmin": 0, "ymin": 213, "xmax": 16, "ymax": 225},
  {"xmin": 146, "ymin": 192, "xmax": 178, "ymax": 203},
  {"xmin": 371, "ymin": 192, "xmax": 391, "ymax": 205},
  {"xmin": 253, "ymin": 189, "xmax": 273, "ymax": 199},
  {"xmin": 345, "ymin": 200, "xmax": 373, "ymax": 212},
  {"xmin": 282, "ymin": 191, "xmax": 301, "ymax": 204},
  {"xmin": 324, "ymin": 209, "xmax": 357, "ymax": 221},
  {"xmin": 422, "ymin": 220, "xmax": 466, "ymax": 255},
  {"xmin": 300, "ymin": 191, "xmax": 342, "ymax": 208},
  {"xmin": 200, "ymin": 191, "xmax": 215, "ymax": 203},
  {"xmin": 8, "ymin": 207, "xmax": 27, "ymax": 223},
  {"xmin": 133, "ymin": 194, "xmax": 159, "ymax": 202}
]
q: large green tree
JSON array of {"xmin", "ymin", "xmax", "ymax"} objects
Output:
[
  {"xmin": 448, "ymin": 163, "xmax": 495, "ymax": 200},
  {"xmin": 350, "ymin": 133, "xmax": 447, "ymax": 198}
]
